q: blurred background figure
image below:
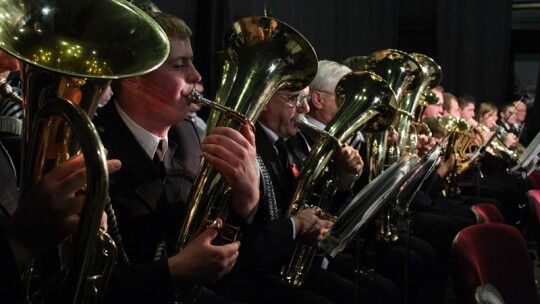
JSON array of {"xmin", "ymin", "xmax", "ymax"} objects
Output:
[{"xmin": 423, "ymin": 85, "xmax": 444, "ymax": 119}]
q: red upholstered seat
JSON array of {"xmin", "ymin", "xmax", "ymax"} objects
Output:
[
  {"xmin": 529, "ymin": 190, "xmax": 540, "ymax": 259},
  {"xmin": 470, "ymin": 203, "xmax": 505, "ymax": 224},
  {"xmin": 530, "ymin": 190, "xmax": 540, "ymax": 224},
  {"xmin": 451, "ymin": 223, "xmax": 539, "ymax": 304},
  {"xmin": 528, "ymin": 170, "xmax": 540, "ymax": 190}
]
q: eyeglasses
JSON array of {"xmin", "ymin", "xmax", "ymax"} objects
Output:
[{"xmin": 278, "ymin": 92, "xmax": 310, "ymax": 108}]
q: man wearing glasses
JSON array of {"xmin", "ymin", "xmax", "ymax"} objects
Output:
[{"xmin": 212, "ymin": 86, "xmax": 361, "ymax": 303}]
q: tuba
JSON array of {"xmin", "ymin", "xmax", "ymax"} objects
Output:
[
  {"xmin": 175, "ymin": 16, "xmax": 318, "ymax": 300},
  {"xmin": 280, "ymin": 71, "xmax": 397, "ymax": 286},
  {"xmin": 0, "ymin": 0, "xmax": 169, "ymax": 302}
]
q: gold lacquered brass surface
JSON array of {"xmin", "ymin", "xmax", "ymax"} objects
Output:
[
  {"xmin": 0, "ymin": 0, "xmax": 169, "ymax": 78},
  {"xmin": 280, "ymin": 71, "xmax": 397, "ymax": 286}
]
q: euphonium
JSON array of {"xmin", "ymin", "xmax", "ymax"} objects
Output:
[
  {"xmin": 396, "ymin": 53, "xmax": 442, "ymax": 157},
  {"xmin": 362, "ymin": 49, "xmax": 423, "ymax": 242},
  {"xmin": 383, "ymin": 53, "xmax": 442, "ymax": 228},
  {"xmin": 175, "ymin": 16, "xmax": 318, "ymax": 300},
  {"xmin": 280, "ymin": 71, "xmax": 397, "ymax": 286},
  {"xmin": 361, "ymin": 49, "xmax": 422, "ymax": 178},
  {"xmin": 0, "ymin": 0, "xmax": 169, "ymax": 302}
]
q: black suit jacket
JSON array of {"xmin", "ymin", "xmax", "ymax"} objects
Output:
[
  {"xmin": 93, "ymin": 101, "xmax": 201, "ymax": 303},
  {"xmin": 227, "ymin": 124, "xmax": 310, "ymax": 274}
]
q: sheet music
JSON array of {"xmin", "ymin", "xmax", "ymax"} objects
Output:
[{"xmin": 511, "ymin": 131, "xmax": 540, "ymax": 175}]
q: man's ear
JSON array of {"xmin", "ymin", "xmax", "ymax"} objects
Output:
[{"xmin": 310, "ymin": 91, "xmax": 324, "ymax": 109}]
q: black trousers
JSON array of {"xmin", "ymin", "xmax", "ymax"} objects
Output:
[{"xmin": 212, "ymin": 267, "xmax": 357, "ymax": 304}]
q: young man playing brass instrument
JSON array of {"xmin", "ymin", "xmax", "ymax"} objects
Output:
[{"xmin": 93, "ymin": 12, "xmax": 258, "ymax": 303}]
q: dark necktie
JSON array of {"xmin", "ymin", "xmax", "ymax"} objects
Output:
[
  {"xmin": 153, "ymin": 139, "xmax": 164, "ymax": 167},
  {"xmin": 275, "ymin": 137, "xmax": 291, "ymax": 172}
]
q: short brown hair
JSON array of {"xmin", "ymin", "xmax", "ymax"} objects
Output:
[{"xmin": 146, "ymin": 11, "xmax": 192, "ymax": 39}]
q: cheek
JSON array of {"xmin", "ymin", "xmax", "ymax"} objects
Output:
[{"xmin": 143, "ymin": 72, "xmax": 184, "ymax": 101}]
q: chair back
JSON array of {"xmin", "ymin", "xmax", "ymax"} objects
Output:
[
  {"xmin": 474, "ymin": 283, "xmax": 505, "ymax": 304},
  {"xmin": 527, "ymin": 171, "xmax": 540, "ymax": 190},
  {"xmin": 451, "ymin": 223, "xmax": 539, "ymax": 304},
  {"xmin": 470, "ymin": 203, "xmax": 505, "ymax": 224}
]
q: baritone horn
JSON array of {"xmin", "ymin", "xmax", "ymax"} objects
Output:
[
  {"xmin": 175, "ymin": 16, "xmax": 318, "ymax": 301},
  {"xmin": 0, "ymin": 0, "xmax": 169, "ymax": 302},
  {"xmin": 396, "ymin": 53, "xmax": 442, "ymax": 157},
  {"xmin": 280, "ymin": 71, "xmax": 397, "ymax": 286}
]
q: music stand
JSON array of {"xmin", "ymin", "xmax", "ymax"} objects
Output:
[{"xmin": 511, "ymin": 132, "xmax": 540, "ymax": 176}]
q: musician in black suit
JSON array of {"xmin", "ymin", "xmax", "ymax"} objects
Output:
[
  {"xmin": 304, "ymin": 60, "xmax": 452, "ymax": 304},
  {"xmin": 0, "ymin": 47, "xmax": 123, "ymax": 303},
  {"xmin": 93, "ymin": 12, "xmax": 259, "ymax": 303},
  {"xmin": 212, "ymin": 83, "xmax": 362, "ymax": 303}
]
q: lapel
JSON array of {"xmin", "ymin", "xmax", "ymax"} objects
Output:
[
  {"xmin": 255, "ymin": 123, "xmax": 295, "ymax": 209},
  {"xmin": 94, "ymin": 101, "xmax": 163, "ymax": 213}
]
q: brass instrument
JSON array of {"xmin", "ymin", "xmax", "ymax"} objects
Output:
[
  {"xmin": 320, "ymin": 144, "xmax": 442, "ymax": 257},
  {"xmin": 490, "ymin": 125, "xmax": 522, "ymax": 161},
  {"xmin": 438, "ymin": 116, "xmax": 482, "ymax": 196},
  {"xmin": 0, "ymin": 0, "xmax": 169, "ymax": 302},
  {"xmin": 280, "ymin": 71, "xmax": 397, "ymax": 286},
  {"xmin": 381, "ymin": 53, "xmax": 442, "ymax": 232},
  {"xmin": 362, "ymin": 49, "xmax": 422, "ymax": 178},
  {"xmin": 362, "ymin": 49, "xmax": 423, "ymax": 242},
  {"xmin": 398, "ymin": 53, "xmax": 442, "ymax": 156},
  {"xmin": 175, "ymin": 16, "xmax": 318, "ymax": 301}
]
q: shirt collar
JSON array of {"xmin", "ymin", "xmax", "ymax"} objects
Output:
[
  {"xmin": 115, "ymin": 101, "xmax": 168, "ymax": 159},
  {"xmin": 259, "ymin": 123, "xmax": 281, "ymax": 145},
  {"xmin": 304, "ymin": 114, "xmax": 326, "ymax": 129}
]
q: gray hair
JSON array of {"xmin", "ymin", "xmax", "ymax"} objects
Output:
[{"xmin": 309, "ymin": 60, "xmax": 352, "ymax": 93}]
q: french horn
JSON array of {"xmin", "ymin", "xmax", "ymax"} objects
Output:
[{"xmin": 437, "ymin": 115, "xmax": 482, "ymax": 197}]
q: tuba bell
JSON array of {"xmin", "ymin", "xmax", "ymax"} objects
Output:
[
  {"xmin": 0, "ymin": 0, "xmax": 169, "ymax": 302},
  {"xmin": 280, "ymin": 71, "xmax": 397, "ymax": 286},
  {"xmin": 174, "ymin": 15, "xmax": 318, "ymax": 301}
]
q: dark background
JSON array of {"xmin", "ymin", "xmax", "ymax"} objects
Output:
[{"xmin": 153, "ymin": 0, "xmax": 540, "ymax": 143}]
